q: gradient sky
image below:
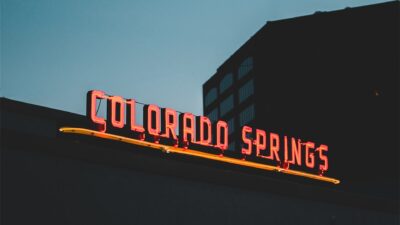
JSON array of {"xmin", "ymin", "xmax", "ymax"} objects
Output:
[{"xmin": 1, "ymin": 0, "xmax": 389, "ymax": 117}]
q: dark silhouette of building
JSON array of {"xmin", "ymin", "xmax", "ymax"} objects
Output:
[
  {"xmin": 1, "ymin": 97, "xmax": 398, "ymax": 224},
  {"xmin": 203, "ymin": 1, "xmax": 399, "ymax": 201}
]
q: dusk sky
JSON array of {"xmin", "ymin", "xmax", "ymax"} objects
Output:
[{"xmin": 1, "ymin": 0, "xmax": 389, "ymax": 117}]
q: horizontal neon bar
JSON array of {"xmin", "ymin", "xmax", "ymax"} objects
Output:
[{"xmin": 59, "ymin": 127, "xmax": 340, "ymax": 184}]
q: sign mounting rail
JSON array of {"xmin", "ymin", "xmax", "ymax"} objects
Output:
[{"xmin": 59, "ymin": 127, "xmax": 340, "ymax": 184}]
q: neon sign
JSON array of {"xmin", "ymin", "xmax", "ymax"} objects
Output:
[
  {"xmin": 59, "ymin": 90, "xmax": 339, "ymax": 184},
  {"xmin": 241, "ymin": 126, "xmax": 329, "ymax": 173},
  {"xmin": 86, "ymin": 90, "xmax": 228, "ymax": 150}
]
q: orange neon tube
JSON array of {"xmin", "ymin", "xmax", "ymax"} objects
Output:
[{"xmin": 59, "ymin": 127, "xmax": 340, "ymax": 184}]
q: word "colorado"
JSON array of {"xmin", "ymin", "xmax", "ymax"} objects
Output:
[{"xmin": 87, "ymin": 90, "xmax": 228, "ymax": 150}]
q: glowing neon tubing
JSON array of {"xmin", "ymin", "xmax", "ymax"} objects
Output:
[{"xmin": 59, "ymin": 127, "xmax": 340, "ymax": 184}]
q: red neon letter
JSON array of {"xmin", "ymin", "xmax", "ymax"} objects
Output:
[
  {"xmin": 241, "ymin": 126, "xmax": 252, "ymax": 155},
  {"xmin": 107, "ymin": 96, "xmax": 125, "ymax": 129},
  {"xmin": 255, "ymin": 129, "xmax": 266, "ymax": 156},
  {"xmin": 318, "ymin": 144, "xmax": 329, "ymax": 171},
  {"xmin": 144, "ymin": 104, "xmax": 161, "ymax": 136},
  {"xmin": 161, "ymin": 108, "xmax": 178, "ymax": 140},
  {"xmin": 268, "ymin": 133, "xmax": 280, "ymax": 161},
  {"xmin": 305, "ymin": 141, "xmax": 315, "ymax": 169},
  {"xmin": 179, "ymin": 113, "xmax": 196, "ymax": 143},
  {"xmin": 215, "ymin": 120, "xmax": 228, "ymax": 151},
  {"xmin": 196, "ymin": 116, "xmax": 212, "ymax": 146},
  {"xmin": 86, "ymin": 90, "xmax": 106, "ymax": 132},
  {"xmin": 284, "ymin": 136, "xmax": 289, "ymax": 162},
  {"xmin": 126, "ymin": 99, "xmax": 145, "ymax": 133},
  {"xmin": 289, "ymin": 138, "xmax": 302, "ymax": 166}
]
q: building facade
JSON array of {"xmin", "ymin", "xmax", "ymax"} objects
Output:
[
  {"xmin": 1, "ymin": 97, "xmax": 398, "ymax": 224},
  {"xmin": 1, "ymin": 1, "xmax": 399, "ymax": 224},
  {"xmin": 203, "ymin": 0, "xmax": 399, "ymax": 203}
]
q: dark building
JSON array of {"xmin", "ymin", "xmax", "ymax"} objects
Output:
[
  {"xmin": 203, "ymin": 1, "xmax": 399, "ymax": 203},
  {"xmin": 1, "ymin": 2, "xmax": 399, "ymax": 225},
  {"xmin": 1, "ymin": 97, "xmax": 398, "ymax": 224}
]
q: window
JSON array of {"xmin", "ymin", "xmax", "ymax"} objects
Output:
[
  {"xmin": 239, "ymin": 104, "xmax": 254, "ymax": 126},
  {"xmin": 207, "ymin": 108, "xmax": 218, "ymax": 122},
  {"xmin": 238, "ymin": 79, "xmax": 254, "ymax": 103},
  {"xmin": 220, "ymin": 95, "xmax": 234, "ymax": 117},
  {"xmin": 204, "ymin": 88, "xmax": 217, "ymax": 107},
  {"xmin": 238, "ymin": 57, "xmax": 253, "ymax": 79},
  {"xmin": 227, "ymin": 117, "xmax": 235, "ymax": 134},
  {"xmin": 219, "ymin": 73, "xmax": 233, "ymax": 94},
  {"xmin": 228, "ymin": 141, "xmax": 236, "ymax": 151}
]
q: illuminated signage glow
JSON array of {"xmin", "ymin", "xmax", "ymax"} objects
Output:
[
  {"xmin": 59, "ymin": 127, "xmax": 340, "ymax": 184},
  {"xmin": 59, "ymin": 90, "xmax": 340, "ymax": 184},
  {"xmin": 87, "ymin": 90, "xmax": 228, "ymax": 151}
]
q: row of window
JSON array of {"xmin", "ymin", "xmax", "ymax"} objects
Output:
[
  {"xmin": 218, "ymin": 78, "xmax": 253, "ymax": 117},
  {"xmin": 204, "ymin": 77, "xmax": 255, "ymax": 121},
  {"xmin": 238, "ymin": 79, "xmax": 254, "ymax": 103},
  {"xmin": 219, "ymin": 73, "xmax": 233, "ymax": 94},
  {"xmin": 228, "ymin": 141, "xmax": 235, "ymax": 151},
  {"xmin": 220, "ymin": 95, "xmax": 234, "ymax": 117},
  {"xmin": 238, "ymin": 57, "xmax": 253, "ymax": 80},
  {"xmin": 221, "ymin": 104, "xmax": 255, "ymax": 152},
  {"xmin": 207, "ymin": 108, "xmax": 218, "ymax": 122},
  {"xmin": 206, "ymin": 103, "xmax": 254, "ymax": 139},
  {"xmin": 204, "ymin": 88, "xmax": 217, "ymax": 107},
  {"xmin": 204, "ymin": 57, "xmax": 253, "ymax": 107},
  {"xmin": 239, "ymin": 104, "xmax": 254, "ymax": 127},
  {"xmin": 227, "ymin": 118, "xmax": 235, "ymax": 135}
]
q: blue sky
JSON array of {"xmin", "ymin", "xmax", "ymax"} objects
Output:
[{"xmin": 1, "ymin": 0, "xmax": 389, "ymax": 116}]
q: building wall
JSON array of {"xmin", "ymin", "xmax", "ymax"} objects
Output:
[
  {"xmin": 2, "ymin": 148, "xmax": 398, "ymax": 225},
  {"xmin": 202, "ymin": 1, "xmax": 399, "ymax": 201},
  {"xmin": 1, "ymin": 98, "xmax": 398, "ymax": 225}
]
